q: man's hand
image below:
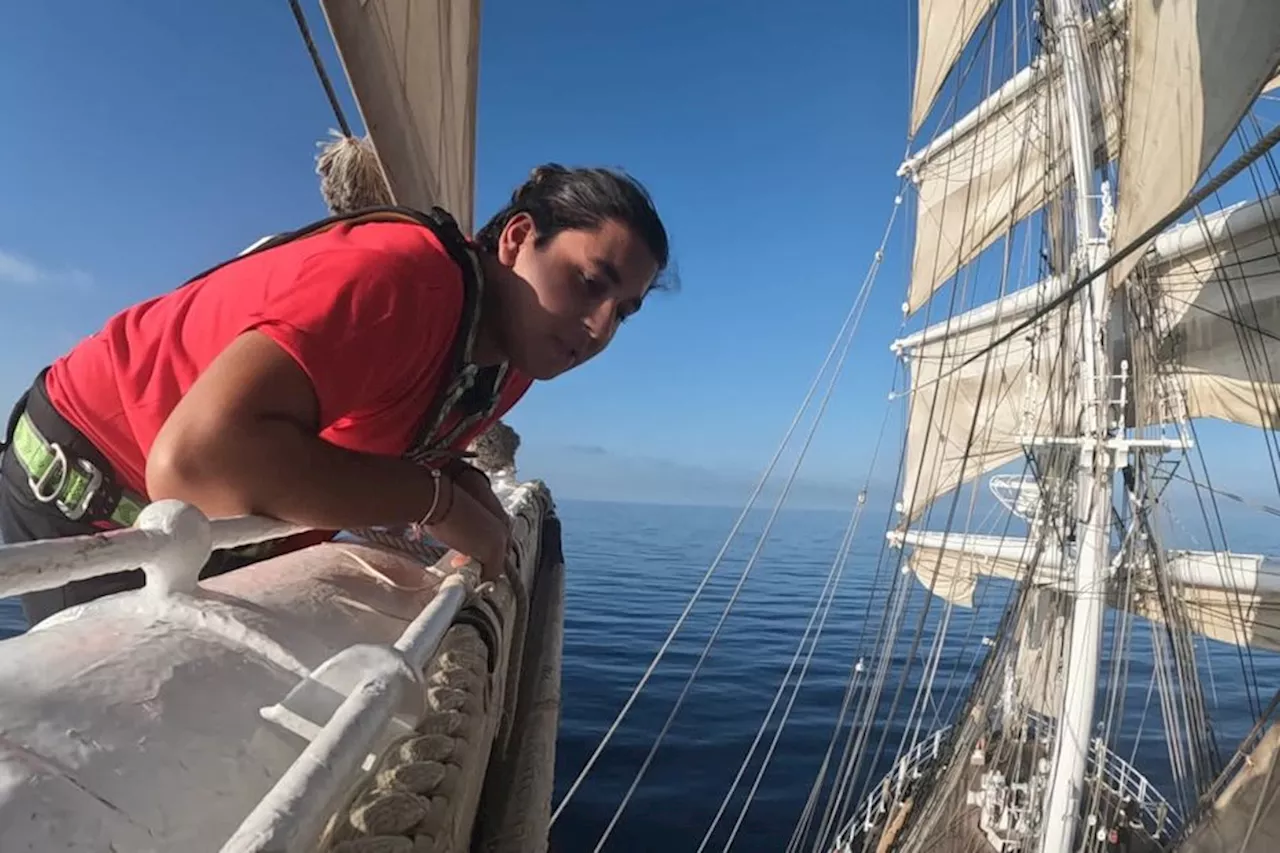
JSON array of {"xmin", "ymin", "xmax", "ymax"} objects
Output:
[
  {"xmin": 426, "ymin": 472, "xmax": 511, "ymax": 583},
  {"xmin": 440, "ymin": 461, "xmax": 511, "ymax": 581}
]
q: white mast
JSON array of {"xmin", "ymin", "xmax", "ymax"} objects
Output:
[{"xmin": 1040, "ymin": 0, "xmax": 1114, "ymax": 848}]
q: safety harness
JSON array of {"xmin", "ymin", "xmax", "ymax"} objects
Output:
[{"xmin": 1, "ymin": 206, "xmax": 507, "ymax": 530}]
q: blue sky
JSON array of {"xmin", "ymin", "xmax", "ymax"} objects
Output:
[{"xmin": 0, "ymin": 1, "xmax": 1273, "ymax": 508}]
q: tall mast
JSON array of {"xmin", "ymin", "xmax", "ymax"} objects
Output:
[{"xmin": 1039, "ymin": 0, "xmax": 1114, "ymax": 849}]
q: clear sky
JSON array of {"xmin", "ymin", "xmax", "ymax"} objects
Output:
[{"xmin": 0, "ymin": 1, "xmax": 1271, "ymax": 508}]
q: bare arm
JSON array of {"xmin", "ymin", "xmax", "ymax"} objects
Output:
[{"xmin": 146, "ymin": 331, "xmax": 509, "ymax": 576}]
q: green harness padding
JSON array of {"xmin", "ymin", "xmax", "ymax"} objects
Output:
[{"xmin": 10, "ymin": 413, "xmax": 145, "ymax": 528}]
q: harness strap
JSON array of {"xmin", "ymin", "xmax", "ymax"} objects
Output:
[
  {"xmin": 221, "ymin": 205, "xmax": 508, "ymax": 467},
  {"xmin": 9, "ymin": 413, "xmax": 145, "ymax": 528},
  {"xmin": 2, "ymin": 205, "xmax": 506, "ymax": 533}
]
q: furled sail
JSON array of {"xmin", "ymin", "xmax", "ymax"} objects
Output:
[
  {"xmin": 899, "ymin": 531, "xmax": 1280, "ymax": 653},
  {"xmin": 910, "ymin": 0, "xmax": 1001, "ymax": 136},
  {"xmin": 320, "ymin": 0, "xmax": 482, "ymax": 232},
  {"xmin": 1108, "ymin": 0, "xmax": 1280, "ymax": 289},
  {"xmin": 895, "ymin": 279, "xmax": 1078, "ymax": 521},
  {"xmin": 1129, "ymin": 552, "xmax": 1280, "ymax": 654},
  {"xmin": 896, "ymin": 531, "xmax": 1068, "ymax": 604},
  {"xmin": 899, "ymin": 8, "xmax": 1123, "ymax": 313}
]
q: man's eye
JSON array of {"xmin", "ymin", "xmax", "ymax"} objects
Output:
[{"xmin": 581, "ymin": 274, "xmax": 606, "ymax": 297}]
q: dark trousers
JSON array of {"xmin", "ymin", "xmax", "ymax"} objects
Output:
[{"xmin": 0, "ymin": 372, "xmax": 253, "ymax": 627}]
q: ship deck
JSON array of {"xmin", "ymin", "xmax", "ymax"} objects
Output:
[{"xmin": 860, "ymin": 733, "xmax": 1165, "ymax": 852}]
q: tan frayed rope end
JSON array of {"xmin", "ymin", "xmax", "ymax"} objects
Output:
[{"xmin": 317, "ymin": 131, "xmax": 394, "ymax": 215}]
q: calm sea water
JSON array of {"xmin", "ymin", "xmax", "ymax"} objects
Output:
[{"xmin": 1, "ymin": 497, "xmax": 1276, "ymax": 851}]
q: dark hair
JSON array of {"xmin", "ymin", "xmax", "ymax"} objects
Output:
[{"xmin": 475, "ymin": 164, "xmax": 676, "ymax": 291}]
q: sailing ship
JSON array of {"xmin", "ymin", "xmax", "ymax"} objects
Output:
[
  {"xmin": 768, "ymin": 1, "xmax": 1280, "ymax": 850},
  {"xmin": 548, "ymin": 1, "xmax": 1280, "ymax": 851}
]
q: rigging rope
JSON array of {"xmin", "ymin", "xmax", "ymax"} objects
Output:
[
  {"xmin": 1168, "ymin": 472, "xmax": 1280, "ymax": 519},
  {"xmin": 785, "ymin": 366, "xmax": 901, "ymax": 853},
  {"xmin": 590, "ymin": 232, "xmax": 880, "ymax": 850},
  {"xmin": 287, "ymin": 0, "xmax": 353, "ymax": 137},
  {"xmin": 549, "ymin": 225, "xmax": 886, "ymax": 828},
  {"xmin": 699, "ymin": 495, "xmax": 864, "ymax": 853},
  {"xmin": 552, "ymin": 173, "xmax": 911, "ymax": 833}
]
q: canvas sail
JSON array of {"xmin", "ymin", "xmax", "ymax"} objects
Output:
[
  {"xmin": 1107, "ymin": 0, "xmax": 1280, "ymax": 288},
  {"xmin": 320, "ymin": 0, "xmax": 481, "ymax": 232},
  {"xmin": 910, "ymin": 0, "xmax": 1001, "ymax": 136},
  {"xmin": 1140, "ymin": 193, "xmax": 1280, "ymax": 429},
  {"xmin": 1178, "ymin": 720, "xmax": 1280, "ymax": 851},
  {"xmin": 899, "ymin": 190, "xmax": 1280, "ymax": 520},
  {"xmin": 901, "ymin": 8, "xmax": 1123, "ymax": 312},
  {"xmin": 896, "ymin": 281, "xmax": 1079, "ymax": 521},
  {"xmin": 899, "ymin": 531, "xmax": 1280, "ymax": 653}
]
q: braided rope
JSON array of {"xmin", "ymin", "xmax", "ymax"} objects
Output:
[{"xmin": 324, "ymin": 624, "xmax": 491, "ymax": 853}]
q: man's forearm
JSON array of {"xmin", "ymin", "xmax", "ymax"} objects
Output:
[
  {"xmin": 147, "ymin": 415, "xmax": 442, "ymax": 528},
  {"xmin": 147, "ymin": 413, "xmax": 511, "ymax": 578}
]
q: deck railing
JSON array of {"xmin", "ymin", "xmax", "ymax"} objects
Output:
[
  {"xmin": 832, "ymin": 716, "xmax": 1183, "ymax": 851},
  {"xmin": 0, "ymin": 498, "xmax": 481, "ymax": 853},
  {"xmin": 831, "ymin": 726, "xmax": 950, "ymax": 851},
  {"xmin": 218, "ymin": 571, "xmax": 472, "ymax": 852},
  {"xmin": 0, "ymin": 499, "xmax": 308, "ymax": 600}
]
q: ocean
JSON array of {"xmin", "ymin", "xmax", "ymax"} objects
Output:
[{"xmin": 1, "ymin": 497, "xmax": 1276, "ymax": 852}]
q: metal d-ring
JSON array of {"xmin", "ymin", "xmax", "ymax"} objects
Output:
[{"xmin": 27, "ymin": 441, "xmax": 69, "ymax": 504}]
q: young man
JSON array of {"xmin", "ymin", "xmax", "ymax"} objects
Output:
[{"xmin": 0, "ymin": 164, "xmax": 671, "ymax": 624}]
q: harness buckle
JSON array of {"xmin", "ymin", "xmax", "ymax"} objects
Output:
[
  {"xmin": 27, "ymin": 442, "xmax": 103, "ymax": 521},
  {"xmin": 58, "ymin": 458, "xmax": 103, "ymax": 521},
  {"xmin": 27, "ymin": 441, "xmax": 69, "ymax": 503}
]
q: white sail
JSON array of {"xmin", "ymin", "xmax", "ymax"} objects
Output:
[
  {"xmin": 1179, "ymin": 719, "xmax": 1280, "ymax": 852},
  {"xmin": 900, "ymin": 532, "xmax": 1280, "ymax": 652},
  {"xmin": 895, "ymin": 278, "xmax": 1078, "ymax": 521},
  {"xmin": 1131, "ymin": 552, "xmax": 1280, "ymax": 654},
  {"xmin": 898, "ymin": 532, "xmax": 1068, "ymax": 605},
  {"xmin": 910, "ymin": 0, "xmax": 1001, "ymax": 136},
  {"xmin": 900, "ymin": 9, "xmax": 1123, "ymax": 313},
  {"xmin": 1142, "ymin": 192, "xmax": 1280, "ymax": 429},
  {"xmin": 320, "ymin": 0, "xmax": 481, "ymax": 231},
  {"xmin": 899, "ymin": 190, "xmax": 1280, "ymax": 518},
  {"xmin": 1108, "ymin": 0, "xmax": 1280, "ymax": 289}
]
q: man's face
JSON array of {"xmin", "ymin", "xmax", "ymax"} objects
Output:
[{"xmin": 494, "ymin": 213, "xmax": 658, "ymax": 380}]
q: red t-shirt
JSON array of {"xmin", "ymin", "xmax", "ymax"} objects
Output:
[{"xmin": 44, "ymin": 220, "xmax": 532, "ymax": 498}]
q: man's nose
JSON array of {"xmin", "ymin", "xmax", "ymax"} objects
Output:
[{"xmin": 584, "ymin": 300, "xmax": 616, "ymax": 342}]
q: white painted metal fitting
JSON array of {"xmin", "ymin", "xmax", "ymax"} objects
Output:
[{"xmin": 137, "ymin": 500, "xmax": 213, "ymax": 597}]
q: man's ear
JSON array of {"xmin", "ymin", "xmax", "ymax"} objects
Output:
[{"xmin": 497, "ymin": 212, "xmax": 536, "ymax": 266}]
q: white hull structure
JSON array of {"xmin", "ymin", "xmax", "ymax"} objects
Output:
[{"xmin": 0, "ymin": 478, "xmax": 562, "ymax": 853}]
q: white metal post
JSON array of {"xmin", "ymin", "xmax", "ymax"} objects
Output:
[{"xmin": 1040, "ymin": 0, "xmax": 1115, "ymax": 849}]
